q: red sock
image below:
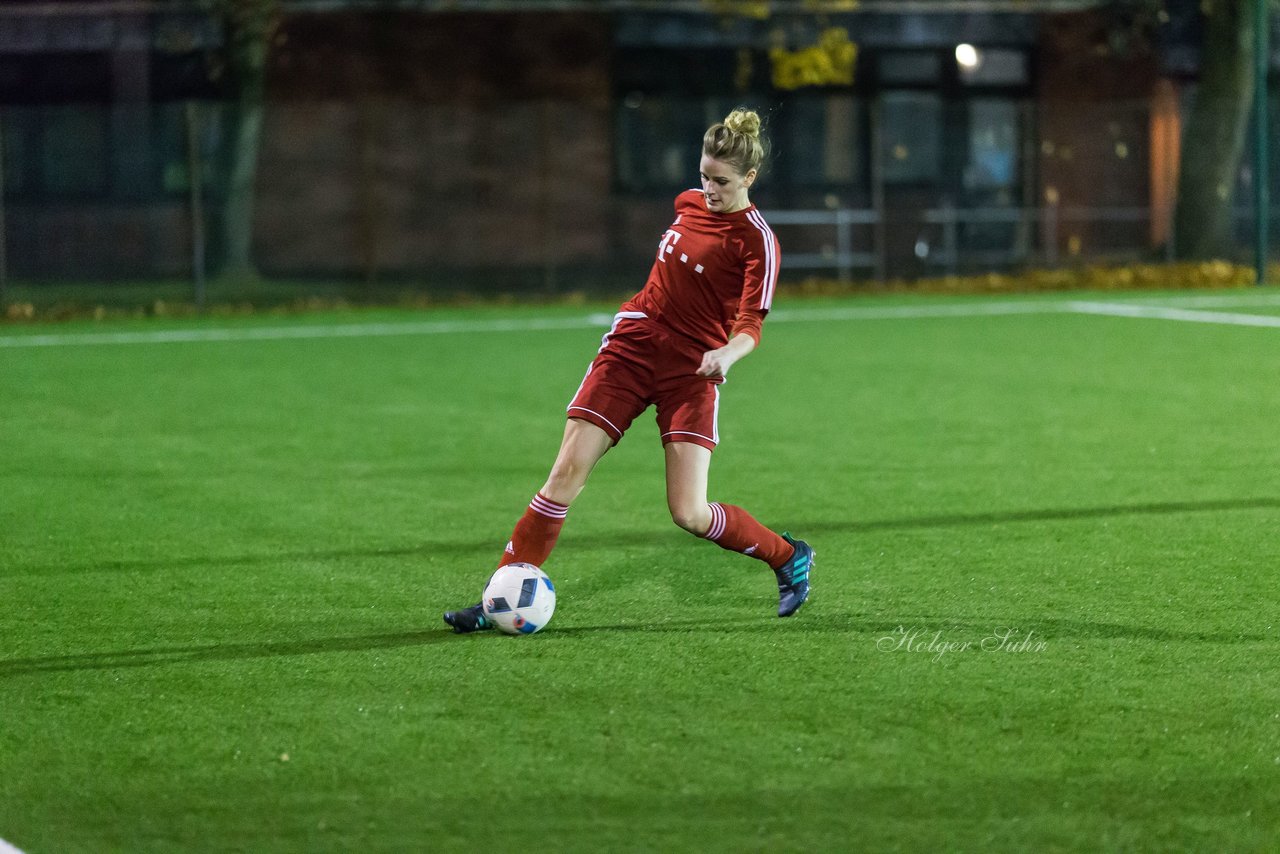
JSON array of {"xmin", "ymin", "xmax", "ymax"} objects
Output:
[
  {"xmin": 702, "ymin": 502, "xmax": 794, "ymax": 570},
  {"xmin": 498, "ymin": 493, "xmax": 569, "ymax": 569}
]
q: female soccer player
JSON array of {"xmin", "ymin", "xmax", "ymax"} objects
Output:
[{"xmin": 444, "ymin": 108, "xmax": 814, "ymax": 632}]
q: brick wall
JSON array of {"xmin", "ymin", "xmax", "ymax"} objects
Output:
[
  {"xmin": 253, "ymin": 11, "xmax": 614, "ymax": 281},
  {"xmin": 1036, "ymin": 10, "xmax": 1160, "ymax": 259}
]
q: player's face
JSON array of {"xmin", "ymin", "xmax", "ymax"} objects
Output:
[{"xmin": 700, "ymin": 155, "xmax": 756, "ymax": 214}]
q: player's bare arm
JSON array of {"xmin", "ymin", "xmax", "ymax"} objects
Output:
[{"xmin": 697, "ymin": 331, "xmax": 757, "ymax": 378}]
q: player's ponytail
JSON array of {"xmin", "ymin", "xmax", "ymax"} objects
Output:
[{"xmin": 703, "ymin": 107, "xmax": 767, "ymax": 177}]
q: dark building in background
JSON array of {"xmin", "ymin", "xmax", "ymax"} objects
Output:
[{"xmin": 0, "ymin": 1, "xmax": 1275, "ymax": 285}]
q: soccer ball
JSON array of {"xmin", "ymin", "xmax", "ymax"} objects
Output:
[{"xmin": 482, "ymin": 563, "xmax": 556, "ymax": 635}]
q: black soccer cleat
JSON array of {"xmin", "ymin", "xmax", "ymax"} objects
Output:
[
  {"xmin": 443, "ymin": 603, "xmax": 493, "ymax": 634},
  {"xmin": 774, "ymin": 533, "xmax": 814, "ymax": 618}
]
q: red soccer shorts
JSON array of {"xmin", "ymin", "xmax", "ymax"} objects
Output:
[{"xmin": 567, "ymin": 312, "xmax": 723, "ymax": 451}]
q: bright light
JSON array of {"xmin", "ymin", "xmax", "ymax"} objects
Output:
[{"xmin": 955, "ymin": 44, "xmax": 981, "ymax": 69}]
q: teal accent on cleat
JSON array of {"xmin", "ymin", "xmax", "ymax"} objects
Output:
[
  {"xmin": 775, "ymin": 533, "xmax": 814, "ymax": 618},
  {"xmin": 443, "ymin": 603, "xmax": 493, "ymax": 634}
]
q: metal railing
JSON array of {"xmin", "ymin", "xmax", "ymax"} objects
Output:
[
  {"xmin": 765, "ymin": 208, "xmax": 882, "ymax": 281},
  {"xmin": 771, "ymin": 204, "xmax": 1280, "ymax": 280}
]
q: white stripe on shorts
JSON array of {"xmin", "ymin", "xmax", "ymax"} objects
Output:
[{"xmin": 568, "ymin": 311, "xmax": 649, "ymax": 419}]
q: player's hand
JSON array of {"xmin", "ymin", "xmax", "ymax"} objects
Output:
[{"xmin": 697, "ymin": 347, "xmax": 736, "ymax": 378}]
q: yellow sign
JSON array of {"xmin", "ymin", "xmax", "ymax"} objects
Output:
[
  {"xmin": 703, "ymin": 0, "xmax": 771, "ymax": 18},
  {"xmin": 704, "ymin": 0, "xmax": 861, "ymax": 14},
  {"xmin": 770, "ymin": 27, "xmax": 858, "ymax": 90}
]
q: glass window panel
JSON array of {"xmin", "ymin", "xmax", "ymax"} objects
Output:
[
  {"xmin": 964, "ymin": 98, "xmax": 1018, "ymax": 190},
  {"xmin": 155, "ymin": 103, "xmax": 190, "ymax": 193},
  {"xmin": 617, "ymin": 95, "xmax": 742, "ymax": 191},
  {"xmin": 782, "ymin": 94, "xmax": 858, "ymax": 185},
  {"xmin": 1270, "ymin": 90, "xmax": 1280, "ymax": 199},
  {"xmin": 821, "ymin": 95, "xmax": 857, "ymax": 183},
  {"xmin": 959, "ymin": 49, "xmax": 1028, "ymax": 86},
  {"xmin": 1, "ymin": 107, "xmax": 34, "ymax": 196},
  {"xmin": 879, "ymin": 52, "xmax": 941, "ymax": 85},
  {"xmin": 881, "ymin": 91, "xmax": 940, "ymax": 183},
  {"xmin": 41, "ymin": 105, "xmax": 108, "ymax": 196}
]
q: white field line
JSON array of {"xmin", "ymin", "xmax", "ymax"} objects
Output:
[
  {"xmin": 0, "ymin": 838, "xmax": 26, "ymax": 854},
  {"xmin": 1, "ymin": 295, "xmax": 1278, "ymax": 349},
  {"xmin": 0, "ymin": 301, "xmax": 1075, "ymax": 349},
  {"xmin": 0, "ymin": 315, "xmax": 611, "ymax": 348},
  {"xmin": 1067, "ymin": 301, "xmax": 1280, "ymax": 328},
  {"xmin": 1115, "ymin": 292, "xmax": 1280, "ymax": 308},
  {"xmin": 771, "ymin": 301, "xmax": 1067, "ymax": 322}
]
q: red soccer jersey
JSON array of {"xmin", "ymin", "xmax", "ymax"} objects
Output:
[{"xmin": 621, "ymin": 189, "xmax": 781, "ymax": 350}]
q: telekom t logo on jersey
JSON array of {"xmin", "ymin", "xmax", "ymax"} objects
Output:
[{"xmin": 656, "ymin": 228, "xmax": 705, "ymax": 275}]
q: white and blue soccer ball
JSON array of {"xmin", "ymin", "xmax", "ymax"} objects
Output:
[{"xmin": 482, "ymin": 563, "xmax": 556, "ymax": 635}]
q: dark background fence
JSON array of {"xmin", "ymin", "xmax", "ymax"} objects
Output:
[{"xmin": 1, "ymin": 1, "xmax": 1277, "ymax": 305}]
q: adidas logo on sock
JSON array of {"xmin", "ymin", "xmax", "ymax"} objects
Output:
[
  {"xmin": 504, "ymin": 541, "xmax": 515, "ymax": 555},
  {"xmin": 744, "ymin": 544, "xmax": 759, "ymax": 555}
]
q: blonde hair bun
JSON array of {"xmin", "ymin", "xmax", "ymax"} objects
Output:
[
  {"xmin": 723, "ymin": 109, "xmax": 761, "ymax": 139},
  {"xmin": 703, "ymin": 106, "xmax": 767, "ymax": 176}
]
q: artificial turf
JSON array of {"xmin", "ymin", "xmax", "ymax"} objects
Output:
[{"xmin": 2, "ymin": 290, "xmax": 1279, "ymax": 852}]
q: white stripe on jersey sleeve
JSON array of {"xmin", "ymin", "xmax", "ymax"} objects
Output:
[{"xmin": 745, "ymin": 209, "xmax": 779, "ymax": 311}]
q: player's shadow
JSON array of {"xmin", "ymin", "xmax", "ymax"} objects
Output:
[
  {"xmin": 5, "ymin": 497, "xmax": 1275, "ymax": 678},
  {"xmin": 542, "ymin": 612, "xmax": 1274, "ymax": 645},
  {"xmin": 0, "ymin": 619, "xmax": 739, "ymax": 678},
  {"xmin": 2, "ymin": 607, "xmax": 1270, "ymax": 679},
  {"xmin": 9, "ymin": 496, "xmax": 1280, "ymax": 579},
  {"xmin": 805, "ymin": 495, "xmax": 1280, "ymax": 536},
  {"xmin": 0, "ymin": 629, "xmax": 455, "ymax": 678}
]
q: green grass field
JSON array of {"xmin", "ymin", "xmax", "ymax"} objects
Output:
[{"xmin": 3, "ymin": 289, "xmax": 1279, "ymax": 852}]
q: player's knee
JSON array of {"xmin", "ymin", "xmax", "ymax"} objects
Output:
[
  {"xmin": 543, "ymin": 466, "xmax": 584, "ymax": 505},
  {"xmin": 669, "ymin": 502, "xmax": 711, "ymax": 536},
  {"xmin": 546, "ymin": 460, "xmax": 579, "ymax": 489},
  {"xmin": 546, "ymin": 452, "xmax": 592, "ymax": 493}
]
